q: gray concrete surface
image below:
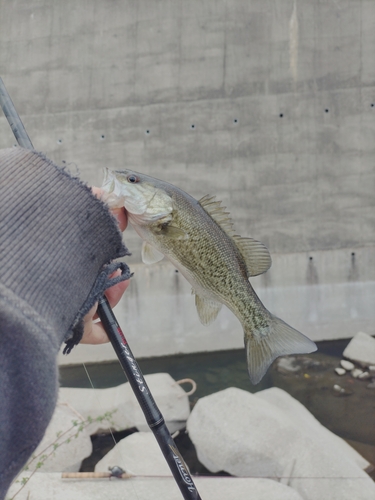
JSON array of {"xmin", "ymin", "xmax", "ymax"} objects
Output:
[
  {"xmin": 58, "ymin": 249, "xmax": 375, "ymax": 364},
  {"xmin": 1, "ymin": 0, "xmax": 374, "ymax": 354}
]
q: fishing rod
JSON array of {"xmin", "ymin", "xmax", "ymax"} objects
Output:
[
  {"xmin": 0, "ymin": 77, "xmax": 34, "ymax": 149},
  {"xmin": 0, "ymin": 77, "xmax": 202, "ymax": 500}
]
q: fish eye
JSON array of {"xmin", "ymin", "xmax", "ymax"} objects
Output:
[{"xmin": 127, "ymin": 174, "xmax": 139, "ymax": 184}]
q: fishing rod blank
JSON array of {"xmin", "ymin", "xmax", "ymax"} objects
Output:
[
  {"xmin": 0, "ymin": 76, "xmax": 202, "ymax": 500},
  {"xmin": 97, "ymin": 297, "xmax": 201, "ymax": 499},
  {"xmin": 0, "ymin": 77, "xmax": 34, "ymax": 150}
]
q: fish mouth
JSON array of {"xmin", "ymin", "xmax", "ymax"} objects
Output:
[
  {"xmin": 101, "ymin": 168, "xmax": 116, "ymax": 194},
  {"xmin": 100, "ymin": 168, "xmax": 128, "ymax": 209}
]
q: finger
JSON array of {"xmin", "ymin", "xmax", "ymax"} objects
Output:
[
  {"xmin": 80, "ymin": 303, "xmax": 108, "ymax": 344},
  {"xmin": 105, "ymin": 276, "xmax": 131, "ymax": 308},
  {"xmin": 84, "ymin": 303, "xmax": 98, "ymax": 323},
  {"xmin": 81, "ymin": 319, "xmax": 110, "ymax": 345},
  {"xmin": 111, "ymin": 207, "xmax": 128, "ymax": 232},
  {"xmin": 91, "ymin": 187, "xmax": 128, "ymax": 232},
  {"xmin": 92, "ymin": 270, "xmax": 131, "ymax": 320},
  {"xmin": 91, "ymin": 186, "xmax": 102, "ymax": 197}
]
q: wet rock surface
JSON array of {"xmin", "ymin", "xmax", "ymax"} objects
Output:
[
  {"xmin": 32, "ymin": 403, "xmax": 92, "ymax": 473},
  {"xmin": 335, "ymin": 367, "xmax": 346, "ymax": 375},
  {"xmin": 343, "ymin": 332, "xmax": 375, "ymax": 367},
  {"xmin": 94, "ymin": 432, "xmax": 172, "ymax": 476},
  {"xmin": 60, "ymin": 339, "xmax": 375, "ymax": 472},
  {"xmin": 276, "ymin": 356, "xmax": 302, "ymax": 374},
  {"xmin": 58, "ymin": 336, "xmax": 375, "ymax": 485},
  {"xmin": 187, "ymin": 387, "xmax": 375, "ymax": 500},
  {"xmin": 59, "ymin": 372, "xmax": 190, "ymax": 435},
  {"xmin": 341, "ymin": 360, "xmax": 355, "ymax": 371},
  {"xmin": 270, "ymin": 341, "xmax": 375, "ymax": 465}
]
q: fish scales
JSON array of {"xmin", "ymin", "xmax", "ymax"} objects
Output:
[
  {"xmin": 148, "ymin": 187, "xmax": 268, "ymax": 334},
  {"xmin": 102, "ymin": 168, "xmax": 317, "ymax": 384}
]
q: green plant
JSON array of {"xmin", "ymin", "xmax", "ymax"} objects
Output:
[{"xmin": 8, "ymin": 410, "xmax": 117, "ymax": 500}]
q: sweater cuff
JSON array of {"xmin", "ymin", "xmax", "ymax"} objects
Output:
[{"xmin": 0, "ymin": 147, "xmax": 130, "ymax": 347}]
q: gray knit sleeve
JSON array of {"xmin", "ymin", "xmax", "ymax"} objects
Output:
[{"xmin": 0, "ymin": 147, "xmax": 131, "ymax": 498}]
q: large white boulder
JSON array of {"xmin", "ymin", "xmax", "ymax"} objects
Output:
[
  {"xmin": 95, "ymin": 432, "xmax": 304, "ymax": 500},
  {"xmin": 59, "ymin": 373, "xmax": 190, "ymax": 435},
  {"xmin": 255, "ymin": 387, "xmax": 369, "ymax": 470},
  {"xmin": 343, "ymin": 331, "xmax": 375, "ymax": 367},
  {"xmin": 195, "ymin": 477, "xmax": 304, "ymax": 500},
  {"xmin": 7, "ymin": 472, "xmax": 304, "ymax": 500},
  {"xmin": 95, "ymin": 432, "xmax": 171, "ymax": 476},
  {"xmin": 122, "ymin": 373, "xmax": 190, "ymax": 433},
  {"xmin": 31, "ymin": 403, "xmax": 92, "ymax": 472},
  {"xmin": 188, "ymin": 387, "xmax": 295, "ymax": 477},
  {"xmin": 187, "ymin": 387, "xmax": 375, "ymax": 500},
  {"xmin": 58, "ymin": 385, "xmax": 132, "ymax": 435}
]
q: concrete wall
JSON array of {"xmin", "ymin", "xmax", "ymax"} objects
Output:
[
  {"xmin": 58, "ymin": 247, "xmax": 375, "ymax": 365},
  {"xmin": 0, "ymin": 0, "xmax": 374, "ymax": 360}
]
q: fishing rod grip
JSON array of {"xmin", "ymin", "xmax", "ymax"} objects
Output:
[{"xmin": 0, "ymin": 77, "xmax": 34, "ymax": 150}]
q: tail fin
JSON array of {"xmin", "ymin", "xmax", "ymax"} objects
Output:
[{"xmin": 245, "ymin": 315, "xmax": 317, "ymax": 385}]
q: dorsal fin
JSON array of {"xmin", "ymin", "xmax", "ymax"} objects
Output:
[
  {"xmin": 198, "ymin": 195, "xmax": 236, "ymax": 237},
  {"xmin": 199, "ymin": 195, "xmax": 271, "ymax": 277}
]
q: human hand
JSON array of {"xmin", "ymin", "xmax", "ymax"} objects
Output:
[
  {"xmin": 91, "ymin": 187, "xmax": 128, "ymax": 232},
  {"xmin": 80, "ymin": 187, "xmax": 130, "ymax": 345}
]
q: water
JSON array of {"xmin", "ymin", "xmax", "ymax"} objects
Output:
[{"xmin": 59, "ymin": 339, "xmax": 375, "ymax": 474}]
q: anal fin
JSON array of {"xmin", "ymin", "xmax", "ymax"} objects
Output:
[{"xmin": 194, "ymin": 292, "xmax": 222, "ymax": 325}]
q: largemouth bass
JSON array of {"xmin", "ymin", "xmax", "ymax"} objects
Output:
[{"xmin": 101, "ymin": 169, "xmax": 316, "ymax": 384}]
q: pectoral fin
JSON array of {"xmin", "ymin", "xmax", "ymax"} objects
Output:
[
  {"xmin": 194, "ymin": 292, "xmax": 222, "ymax": 325},
  {"xmin": 141, "ymin": 241, "xmax": 165, "ymax": 264},
  {"xmin": 157, "ymin": 224, "xmax": 189, "ymax": 240}
]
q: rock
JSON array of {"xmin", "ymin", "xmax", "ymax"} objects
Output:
[
  {"xmin": 367, "ymin": 381, "xmax": 375, "ymax": 389},
  {"xmin": 187, "ymin": 387, "xmax": 375, "ymax": 500},
  {"xmin": 193, "ymin": 477, "xmax": 305, "ymax": 500},
  {"xmin": 340, "ymin": 360, "xmax": 355, "ymax": 371},
  {"xmin": 256, "ymin": 388, "xmax": 368, "ymax": 470},
  {"xmin": 276, "ymin": 357, "xmax": 301, "ymax": 374},
  {"xmin": 59, "ymin": 373, "xmax": 190, "ymax": 435},
  {"xmin": 31, "ymin": 403, "xmax": 92, "ymax": 472},
  {"xmin": 343, "ymin": 332, "xmax": 375, "ymax": 367},
  {"xmin": 332, "ymin": 385, "xmax": 352, "ymax": 396},
  {"xmin": 368, "ymin": 365, "xmax": 375, "ymax": 372},
  {"xmin": 333, "ymin": 384, "xmax": 345, "ymax": 392},
  {"xmin": 188, "ymin": 387, "xmax": 295, "ymax": 477},
  {"xmin": 300, "ymin": 357, "xmax": 323, "ymax": 371},
  {"xmin": 6, "ymin": 472, "xmax": 305, "ymax": 500},
  {"xmin": 335, "ymin": 367, "xmax": 346, "ymax": 375},
  {"xmin": 351, "ymin": 369, "xmax": 363, "ymax": 379},
  {"xmin": 122, "ymin": 373, "xmax": 190, "ymax": 433},
  {"xmin": 358, "ymin": 371, "xmax": 370, "ymax": 380},
  {"xmin": 95, "ymin": 432, "xmax": 171, "ymax": 476},
  {"xmin": 256, "ymin": 387, "xmax": 375, "ymax": 500},
  {"xmin": 58, "ymin": 385, "xmax": 133, "ymax": 435}
]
